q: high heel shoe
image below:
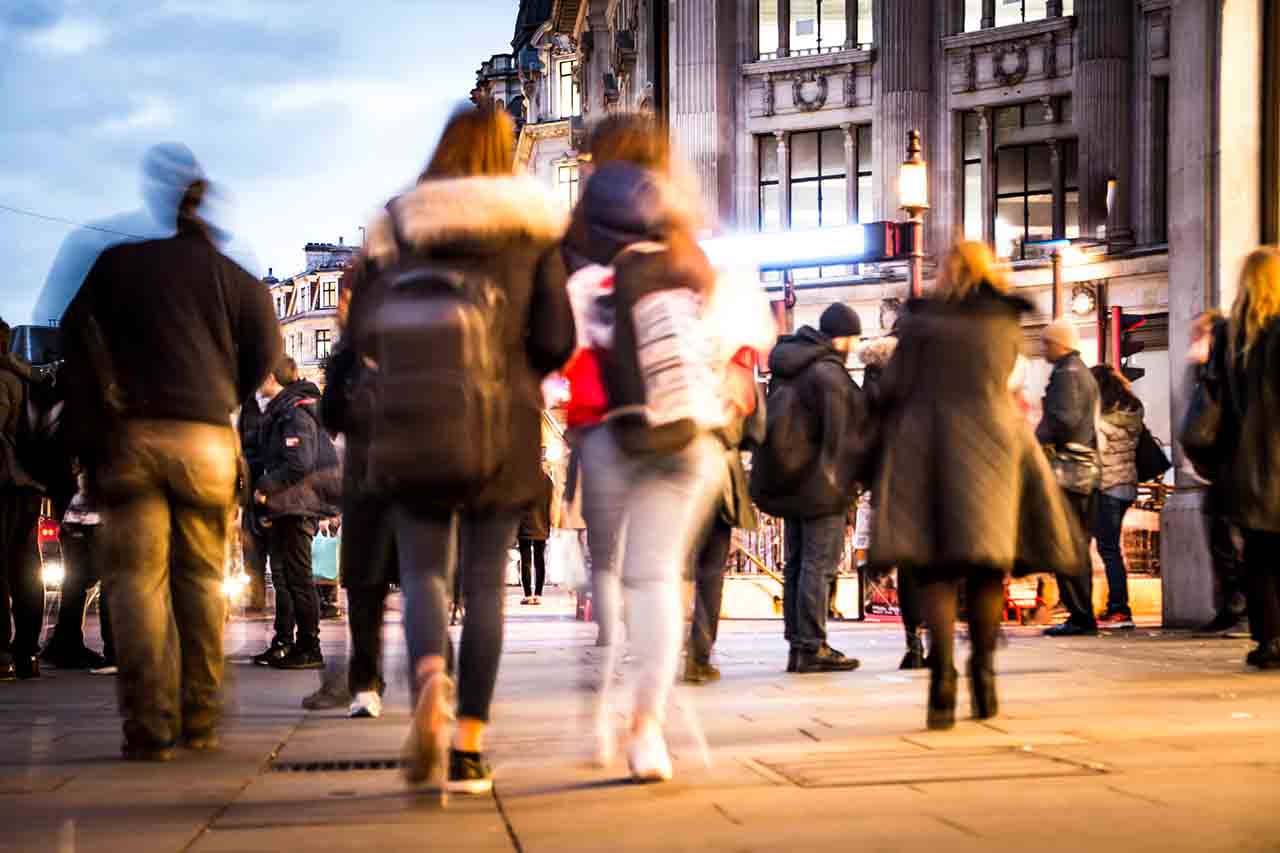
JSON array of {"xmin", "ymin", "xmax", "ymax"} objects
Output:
[
  {"xmin": 969, "ymin": 660, "xmax": 998, "ymax": 720},
  {"xmin": 926, "ymin": 667, "xmax": 958, "ymax": 731},
  {"xmin": 404, "ymin": 670, "xmax": 454, "ymax": 789}
]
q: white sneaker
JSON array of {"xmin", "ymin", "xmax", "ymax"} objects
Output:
[
  {"xmin": 349, "ymin": 691, "xmax": 383, "ymax": 719},
  {"xmin": 90, "ymin": 665, "xmax": 118, "ymax": 676},
  {"xmin": 627, "ymin": 727, "xmax": 673, "ymax": 783}
]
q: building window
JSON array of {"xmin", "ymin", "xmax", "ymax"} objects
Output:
[
  {"xmin": 995, "ymin": 140, "xmax": 1078, "ymax": 259},
  {"xmin": 557, "ymin": 162, "xmax": 580, "ymax": 209},
  {"xmin": 962, "ymin": 112, "xmax": 983, "ymax": 241},
  {"xmin": 965, "ymin": 0, "xmax": 1074, "ymax": 32},
  {"xmin": 320, "ymin": 280, "xmax": 338, "ymax": 309},
  {"xmin": 853, "ymin": 124, "xmax": 872, "ymax": 223},
  {"xmin": 315, "ymin": 329, "xmax": 331, "ymax": 361},
  {"xmin": 790, "ymin": 128, "xmax": 848, "ymax": 229},
  {"xmin": 758, "ymin": 137, "xmax": 782, "ymax": 231},
  {"xmin": 558, "ymin": 60, "xmax": 580, "ymax": 118},
  {"xmin": 1152, "ymin": 76, "xmax": 1169, "ymax": 244},
  {"xmin": 758, "ymin": 0, "xmax": 870, "ymax": 59}
]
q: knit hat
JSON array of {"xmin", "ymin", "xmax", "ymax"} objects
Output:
[
  {"xmin": 1042, "ymin": 317, "xmax": 1081, "ymax": 353},
  {"xmin": 820, "ymin": 303, "xmax": 862, "ymax": 339}
]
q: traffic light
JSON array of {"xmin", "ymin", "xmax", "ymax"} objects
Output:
[{"xmin": 1112, "ymin": 308, "xmax": 1147, "ymax": 382}]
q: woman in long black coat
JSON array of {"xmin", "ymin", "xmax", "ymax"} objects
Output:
[
  {"xmin": 518, "ymin": 469, "xmax": 553, "ymax": 604},
  {"xmin": 870, "ymin": 241, "xmax": 1080, "ymax": 730}
]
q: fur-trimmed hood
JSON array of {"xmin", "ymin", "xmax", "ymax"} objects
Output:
[
  {"xmin": 856, "ymin": 335, "xmax": 898, "ymax": 369},
  {"xmin": 366, "ymin": 175, "xmax": 568, "ymax": 265}
]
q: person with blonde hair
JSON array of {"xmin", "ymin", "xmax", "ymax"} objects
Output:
[
  {"xmin": 870, "ymin": 240, "xmax": 1079, "ymax": 730},
  {"xmin": 1217, "ymin": 247, "xmax": 1280, "ymax": 668}
]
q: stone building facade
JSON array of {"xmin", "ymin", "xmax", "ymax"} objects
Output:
[
  {"xmin": 481, "ymin": 0, "xmax": 1279, "ymax": 623},
  {"xmin": 264, "ymin": 239, "xmax": 356, "ymax": 387}
]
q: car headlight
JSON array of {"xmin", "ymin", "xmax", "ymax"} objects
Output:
[
  {"xmin": 222, "ymin": 573, "xmax": 251, "ymax": 601},
  {"xmin": 42, "ymin": 561, "xmax": 65, "ymax": 588}
]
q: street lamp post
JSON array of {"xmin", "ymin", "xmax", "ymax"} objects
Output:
[
  {"xmin": 1051, "ymin": 248, "xmax": 1064, "ymax": 319},
  {"xmin": 899, "ymin": 129, "xmax": 929, "ymax": 299}
]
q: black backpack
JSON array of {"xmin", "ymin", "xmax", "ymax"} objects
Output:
[
  {"xmin": 364, "ymin": 210, "xmax": 510, "ymax": 503},
  {"xmin": 747, "ymin": 375, "xmax": 818, "ymax": 516}
]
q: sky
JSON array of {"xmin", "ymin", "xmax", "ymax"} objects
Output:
[{"xmin": 0, "ymin": 0, "xmax": 518, "ymax": 325}]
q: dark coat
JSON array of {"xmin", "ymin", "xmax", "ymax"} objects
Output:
[
  {"xmin": 869, "ymin": 288, "xmax": 1081, "ymax": 577},
  {"xmin": 561, "ymin": 161, "xmax": 679, "ymax": 274},
  {"xmin": 353, "ymin": 175, "xmax": 575, "ymax": 514},
  {"xmin": 1036, "ymin": 351, "xmax": 1099, "ymax": 449},
  {"xmin": 752, "ymin": 326, "xmax": 868, "ymax": 520},
  {"xmin": 519, "ymin": 471, "xmax": 554, "ymax": 540},
  {"xmin": 0, "ymin": 353, "xmax": 42, "ymax": 493},
  {"xmin": 1222, "ymin": 317, "xmax": 1280, "ymax": 532},
  {"xmin": 238, "ymin": 395, "xmax": 266, "ymax": 483},
  {"xmin": 255, "ymin": 379, "xmax": 338, "ymax": 517}
]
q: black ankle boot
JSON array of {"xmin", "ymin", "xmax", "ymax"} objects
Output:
[
  {"xmin": 899, "ymin": 632, "xmax": 926, "ymax": 670},
  {"xmin": 926, "ymin": 667, "xmax": 957, "ymax": 731},
  {"xmin": 969, "ymin": 660, "xmax": 998, "ymax": 720}
]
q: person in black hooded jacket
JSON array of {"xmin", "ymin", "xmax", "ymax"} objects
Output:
[
  {"xmin": 251, "ymin": 356, "xmax": 337, "ymax": 671},
  {"xmin": 753, "ymin": 304, "xmax": 867, "ymax": 674}
]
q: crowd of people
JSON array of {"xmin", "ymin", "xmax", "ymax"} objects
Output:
[{"xmin": 1, "ymin": 105, "xmax": 1278, "ymax": 796}]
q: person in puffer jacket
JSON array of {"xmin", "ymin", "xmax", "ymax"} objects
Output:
[{"xmin": 1091, "ymin": 366, "xmax": 1144, "ymax": 629}]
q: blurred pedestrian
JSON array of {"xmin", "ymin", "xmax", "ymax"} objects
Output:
[
  {"xmin": 870, "ymin": 241, "xmax": 1080, "ymax": 730},
  {"xmin": 750, "ymin": 303, "xmax": 867, "ymax": 674},
  {"xmin": 518, "ymin": 468, "xmax": 553, "ymax": 605},
  {"xmin": 1215, "ymin": 247, "xmax": 1280, "ymax": 669},
  {"xmin": 0, "ymin": 319, "xmax": 46, "ymax": 682},
  {"xmin": 1037, "ymin": 318, "xmax": 1102, "ymax": 637},
  {"xmin": 61, "ymin": 163, "xmax": 280, "ymax": 760},
  {"xmin": 1186, "ymin": 310, "xmax": 1249, "ymax": 638},
  {"xmin": 237, "ymin": 391, "xmax": 269, "ymax": 612},
  {"xmin": 250, "ymin": 357, "xmax": 337, "ymax": 671},
  {"xmin": 1091, "ymin": 366, "xmax": 1144, "ymax": 630},
  {"xmin": 351, "ymin": 104, "xmax": 574, "ymax": 793},
  {"xmin": 41, "ymin": 470, "xmax": 115, "ymax": 672},
  {"xmin": 857, "ymin": 334, "xmax": 925, "ymax": 670}
]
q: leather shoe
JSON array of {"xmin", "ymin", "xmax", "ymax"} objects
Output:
[
  {"xmin": 786, "ymin": 647, "xmax": 798, "ymax": 673},
  {"xmin": 122, "ymin": 741, "xmax": 177, "ymax": 762},
  {"xmin": 927, "ymin": 668, "xmax": 958, "ymax": 731},
  {"xmin": 1246, "ymin": 640, "xmax": 1280, "ymax": 670},
  {"xmin": 899, "ymin": 633, "xmax": 926, "ymax": 670},
  {"xmin": 1043, "ymin": 621, "xmax": 1098, "ymax": 638},
  {"xmin": 683, "ymin": 660, "xmax": 721, "ymax": 684},
  {"xmin": 793, "ymin": 645, "xmax": 861, "ymax": 674},
  {"xmin": 969, "ymin": 661, "xmax": 998, "ymax": 720}
]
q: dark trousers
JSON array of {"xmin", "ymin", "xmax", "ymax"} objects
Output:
[
  {"xmin": 346, "ymin": 583, "xmax": 388, "ymax": 695},
  {"xmin": 919, "ymin": 567, "xmax": 1005, "ymax": 678},
  {"xmin": 1055, "ymin": 489, "xmax": 1097, "ymax": 629},
  {"xmin": 393, "ymin": 507, "xmax": 520, "ymax": 722},
  {"xmin": 1243, "ymin": 530, "xmax": 1280, "ymax": 646},
  {"xmin": 1093, "ymin": 493, "xmax": 1133, "ymax": 616},
  {"xmin": 1204, "ymin": 508, "xmax": 1247, "ymax": 620},
  {"xmin": 518, "ymin": 537, "xmax": 546, "ymax": 598},
  {"xmin": 268, "ymin": 516, "xmax": 319, "ymax": 649},
  {"xmin": 96, "ymin": 420, "xmax": 237, "ymax": 748},
  {"xmin": 690, "ymin": 517, "xmax": 732, "ymax": 666},
  {"xmin": 47, "ymin": 527, "xmax": 114, "ymax": 661},
  {"xmin": 0, "ymin": 492, "xmax": 42, "ymax": 660},
  {"xmin": 241, "ymin": 513, "xmax": 268, "ymax": 610},
  {"xmin": 782, "ymin": 514, "xmax": 845, "ymax": 652},
  {"xmin": 898, "ymin": 566, "xmax": 923, "ymax": 635}
]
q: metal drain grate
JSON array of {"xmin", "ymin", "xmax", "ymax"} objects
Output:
[
  {"xmin": 755, "ymin": 748, "xmax": 1105, "ymax": 788},
  {"xmin": 271, "ymin": 758, "xmax": 404, "ymax": 773}
]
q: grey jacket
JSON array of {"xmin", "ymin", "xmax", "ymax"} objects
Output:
[
  {"xmin": 1036, "ymin": 351, "xmax": 1099, "ymax": 449},
  {"xmin": 1097, "ymin": 405, "xmax": 1143, "ymax": 491}
]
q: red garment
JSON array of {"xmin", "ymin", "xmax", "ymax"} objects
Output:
[
  {"xmin": 724, "ymin": 347, "xmax": 758, "ymax": 418},
  {"xmin": 564, "ymin": 348, "xmax": 609, "ymax": 429}
]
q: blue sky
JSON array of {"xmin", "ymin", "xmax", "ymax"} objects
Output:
[{"xmin": 0, "ymin": 0, "xmax": 517, "ymax": 325}]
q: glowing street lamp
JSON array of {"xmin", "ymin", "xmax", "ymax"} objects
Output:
[{"xmin": 899, "ymin": 129, "xmax": 929, "ymax": 299}]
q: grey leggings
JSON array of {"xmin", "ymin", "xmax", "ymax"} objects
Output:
[{"xmin": 393, "ymin": 506, "xmax": 520, "ymax": 723}]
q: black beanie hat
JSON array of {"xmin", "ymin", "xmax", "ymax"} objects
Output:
[{"xmin": 819, "ymin": 303, "xmax": 862, "ymax": 338}]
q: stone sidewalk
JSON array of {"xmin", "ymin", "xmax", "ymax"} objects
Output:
[{"xmin": 2, "ymin": 588, "xmax": 1279, "ymax": 852}]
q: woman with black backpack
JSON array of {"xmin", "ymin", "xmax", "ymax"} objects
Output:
[{"xmin": 346, "ymin": 104, "xmax": 575, "ymax": 795}]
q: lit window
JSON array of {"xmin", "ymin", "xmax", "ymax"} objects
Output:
[
  {"xmin": 321, "ymin": 280, "xmax": 338, "ymax": 309},
  {"xmin": 967, "ymin": 0, "xmax": 1073, "ymax": 31},
  {"xmin": 962, "ymin": 112, "xmax": 983, "ymax": 241},
  {"xmin": 758, "ymin": 0, "xmax": 870, "ymax": 59},
  {"xmin": 315, "ymin": 329, "xmax": 331, "ymax": 361},
  {"xmin": 557, "ymin": 162, "xmax": 580, "ymax": 209},
  {"xmin": 995, "ymin": 140, "xmax": 1078, "ymax": 259},
  {"xmin": 558, "ymin": 60, "xmax": 580, "ymax": 118}
]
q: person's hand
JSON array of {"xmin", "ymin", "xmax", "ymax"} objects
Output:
[{"xmin": 1187, "ymin": 336, "xmax": 1211, "ymax": 366}]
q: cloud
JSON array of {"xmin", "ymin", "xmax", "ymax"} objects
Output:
[
  {"xmin": 22, "ymin": 15, "xmax": 106, "ymax": 56},
  {"xmin": 95, "ymin": 94, "xmax": 177, "ymax": 135},
  {"xmin": 245, "ymin": 79, "xmax": 430, "ymax": 123}
]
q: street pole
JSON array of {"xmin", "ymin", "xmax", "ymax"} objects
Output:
[
  {"xmin": 898, "ymin": 129, "xmax": 929, "ymax": 300},
  {"xmin": 1051, "ymin": 248, "xmax": 1063, "ymax": 319},
  {"xmin": 910, "ymin": 214, "xmax": 924, "ymax": 300}
]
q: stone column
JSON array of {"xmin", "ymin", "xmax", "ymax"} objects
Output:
[
  {"xmin": 776, "ymin": 130, "xmax": 792, "ymax": 228},
  {"xmin": 1049, "ymin": 137, "xmax": 1066, "ymax": 238},
  {"xmin": 581, "ymin": 1, "xmax": 612, "ymax": 119},
  {"xmin": 978, "ymin": 107, "xmax": 995, "ymax": 246},
  {"xmin": 842, "ymin": 122, "xmax": 857, "ymax": 220},
  {"xmin": 874, "ymin": 0, "xmax": 934, "ymax": 225},
  {"xmin": 1073, "ymin": 0, "xmax": 1135, "ymax": 246}
]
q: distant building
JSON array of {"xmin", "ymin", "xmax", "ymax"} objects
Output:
[{"xmin": 265, "ymin": 238, "xmax": 356, "ymax": 387}]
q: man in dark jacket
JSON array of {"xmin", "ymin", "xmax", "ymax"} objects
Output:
[
  {"xmin": 1036, "ymin": 319, "xmax": 1100, "ymax": 637},
  {"xmin": 756, "ymin": 304, "xmax": 867, "ymax": 674},
  {"xmin": 251, "ymin": 357, "xmax": 334, "ymax": 671},
  {"xmin": 61, "ymin": 171, "xmax": 280, "ymax": 760},
  {"xmin": 0, "ymin": 321, "xmax": 46, "ymax": 681}
]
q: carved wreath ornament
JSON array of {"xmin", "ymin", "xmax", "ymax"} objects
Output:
[
  {"xmin": 792, "ymin": 71, "xmax": 828, "ymax": 112},
  {"xmin": 991, "ymin": 42, "xmax": 1029, "ymax": 87}
]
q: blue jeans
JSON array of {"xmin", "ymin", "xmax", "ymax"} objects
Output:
[
  {"xmin": 782, "ymin": 514, "xmax": 846, "ymax": 652},
  {"xmin": 1093, "ymin": 493, "xmax": 1133, "ymax": 616}
]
